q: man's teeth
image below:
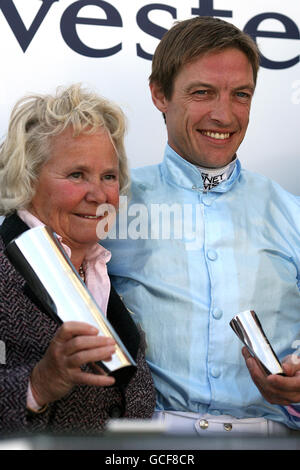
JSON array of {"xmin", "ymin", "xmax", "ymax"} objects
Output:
[
  {"xmin": 80, "ymin": 215, "xmax": 98, "ymax": 219},
  {"xmin": 202, "ymin": 131, "xmax": 230, "ymax": 139}
]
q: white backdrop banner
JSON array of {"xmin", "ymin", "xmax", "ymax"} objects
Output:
[{"xmin": 0, "ymin": 0, "xmax": 299, "ymax": 194}]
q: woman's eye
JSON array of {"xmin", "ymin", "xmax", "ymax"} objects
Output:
[
  {"xmin": 103, "ymin": 174, "xmax": 117, "ymax": 181},
  {"xmin": 69, "ymin": 172, "xmax": 83, "ymax": 180}
]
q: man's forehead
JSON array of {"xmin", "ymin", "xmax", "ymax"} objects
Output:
[{"xmin": 176, "ymin": 48, "xmax": 255, "ymax": 86}]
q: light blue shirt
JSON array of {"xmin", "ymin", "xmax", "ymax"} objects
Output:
[{"xmin": 103, "ymin": 145, "xmax": 300, "ymax": 429}]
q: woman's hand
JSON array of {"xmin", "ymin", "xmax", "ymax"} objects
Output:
[{"xmin": 30, "ymin": 321, "xmax": 116, "ymax": 407}]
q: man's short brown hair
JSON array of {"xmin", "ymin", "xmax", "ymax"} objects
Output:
[{"xmin": 149, "ymin": 16, "xmax": 260, "ymax": 99}]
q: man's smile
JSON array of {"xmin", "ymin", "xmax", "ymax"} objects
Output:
[{"xmin": 200, "ymin": 130, "xmax": 232, "ymax": 140}]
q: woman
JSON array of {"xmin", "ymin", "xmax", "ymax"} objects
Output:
[{"xmin": 0, "ymin": 84, "xmax": 155, "ymax": 435}]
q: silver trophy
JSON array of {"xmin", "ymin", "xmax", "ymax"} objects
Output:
[
  {"xmin": 6, "ymin": 225, "xmax": 137, "ymax": 385},
  {"xmin": 230, "ymin": 310, "xmax": 284, "ymax": 375}
]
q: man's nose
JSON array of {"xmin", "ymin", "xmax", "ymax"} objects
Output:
[{"xmin": 209, "ymin": 95, "xmax": 234, "ymax": 125}]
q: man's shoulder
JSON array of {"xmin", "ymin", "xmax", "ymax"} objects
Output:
[
  {"xmin": 241, "ymin": 168, "xmax": 298, "ymax": 197},
  {"xmin": 240, "ymin": 168, "xmax": 300, "ymax": 217}
]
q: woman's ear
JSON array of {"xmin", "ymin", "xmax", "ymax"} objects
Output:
[{"xmin": 149, "ymin": 82, "xmax": 169, "ymax": 113}]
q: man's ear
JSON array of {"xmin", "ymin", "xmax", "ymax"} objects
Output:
[{"xmin": 150, "ymin": 82, "xmax": 168, "ymax": 113}]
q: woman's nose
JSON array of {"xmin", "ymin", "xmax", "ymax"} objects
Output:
[{"xmin": 85, "ymin": 182, "xmax": 107, "ymax": 204}]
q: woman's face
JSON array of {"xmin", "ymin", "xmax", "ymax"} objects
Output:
[{"xmin": 30, "ymin": 126, "xmax": 119, "ymax": 251}]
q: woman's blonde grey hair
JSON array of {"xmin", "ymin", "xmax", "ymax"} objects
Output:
[{"xmin": 0, "ymin": 84, "xmax": 129, "ymax": 215}]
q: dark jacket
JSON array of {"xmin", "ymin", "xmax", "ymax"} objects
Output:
[{"xmin": 0, "ymin": 214, "xmax": 155, "ymax": 436}]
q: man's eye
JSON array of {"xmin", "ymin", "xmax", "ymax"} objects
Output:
[
  {"xmin": 194, "ymin": 90, "xmax": 208, "ymax": 95},
  {"xmin": 236, "ymin": 92, "xmax": 251, "ymax": 99}
]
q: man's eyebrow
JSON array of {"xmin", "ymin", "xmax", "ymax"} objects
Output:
[
  {"xmin": 184, "ymin": 81, "xmax": 255, "ymax": 94},
  {"xmin": 233, "ymin": 83, "xmax": 255, "ymax": 93},
  {"xmin": 184, "ymin": 82, "xmax": 214, "ymax": 92}
]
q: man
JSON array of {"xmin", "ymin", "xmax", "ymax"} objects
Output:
[{"xmin": 103, "ymin": 17, "xmax": 300, "ymax": 435}]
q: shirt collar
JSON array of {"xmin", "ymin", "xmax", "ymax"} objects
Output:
[
  {"xmin": 196, "ymin": 156, "xmax": 237, "ymax": 191},
  {"xmin": 161, "ymin": 144, "xmax": 241, "ymax": 193}
]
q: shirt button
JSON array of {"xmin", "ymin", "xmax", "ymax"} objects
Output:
[
  {"xmin": 207, "ymin": 249, "xmax": 218, "ymax": 261},
  {"xmin": 212, "ymin": 308, "xmax": 223, "ymax": 319},
  {"xmin": 211, "ymin": 367, "xmax": 221, "ymax": 378},
  {"xmin": 199, "ymin": 419, "xmax": 209, "ymax": 430},
  {"xmin": 203, "ymin": 198, "xmax": 212, "ymax": 207},
  {"xmin": 224, "ymin": 423, "xmax": 233, "ymax": 432}
]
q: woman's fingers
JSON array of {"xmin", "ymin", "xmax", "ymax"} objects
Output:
[
  {"xmin": 58, "ymin": 323, "xmax": 117, "ymax": 368},
  {"xmin": 65, "ymin": 344, "xmax": 116, "ymax": 368},
  {"xmin": 52, "ymin": 321, "xmax": 99, "ymax": 344},
  {"xmin": 63, "ymin": 333, "xmax": 116, "ymax": 357},
  {"xmin": 72, "ymin": 369, "xmax": 116, "ymax": 387},
  {"xmin": 30, "ymin": 322, "xmax": 117, "ymax": 405}
]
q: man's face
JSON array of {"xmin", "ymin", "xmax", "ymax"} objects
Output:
[{"xmin": 150, "ymin": 48, "xmax": 255, "ymax": 168}]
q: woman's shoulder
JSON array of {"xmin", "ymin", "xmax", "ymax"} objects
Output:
[{"xmin": 0, "ymin": 235, "xmax": 24, "ymax": 290}]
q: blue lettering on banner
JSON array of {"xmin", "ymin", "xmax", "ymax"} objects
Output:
[
  {"xmin": 191, "ymin": 0, "xmax": 232, "ymax": 18},
  {"xmin": 0, "ymin": 0, "xmax": 299, "ymax": 69},
  {"xmin": 60, "ymin": 0, "xmax": 122, "ymax": 57},
  {"xmin": 136, "ymin": 3, "xmax": 177, "ymax": 60},
  {"xmin": 244, "ymin": 12, "xmax": 300, "ymax": 69},
  {"xmin": 0, "ymin": 0, "xmax": 59, "ymax": 52}
]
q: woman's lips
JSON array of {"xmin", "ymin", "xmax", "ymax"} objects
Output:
[{"xmin": 74, "ymin": 214, "xmax": 101, "ymax": 219}]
